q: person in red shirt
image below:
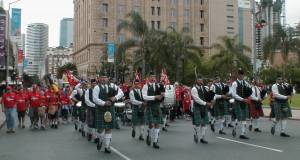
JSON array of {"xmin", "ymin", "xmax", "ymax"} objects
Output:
[
  {"xmin": 48, "ymin": 87, "xmax": 60, "ymax": 129},
  {"xmin": 1, "ymin": 86, "xmax": 17, "ymax": 133},
  {"xmin": 60, "ymin": 86, "xmax": 71, "ymax": 123},
  {"xmin": 16, "ymin": 87, "xmax": 29, "ymax": 128},
  {"xmin": 29, "ymin": 84, "xmax": 45, "ymax": 130}
]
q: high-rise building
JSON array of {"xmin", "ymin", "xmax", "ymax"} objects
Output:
[
  {"xmin": 73, "ymin": 0, "xmax": 209, "ymax": 78},
  {"xmin": 25, "ymin": 23, "xmax": 48, "ymax": 77},
  {"xmin": 59, "ymin": 18, "xmax": 74, "ymax": 48},
  {"xmin": 46, "ymin": 47, "xmax": 73, "ymax": 76}
]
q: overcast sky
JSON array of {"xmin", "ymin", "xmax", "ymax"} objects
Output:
[{"xmin": 2, "ymin": 0, "xmax": 300, "ymax": 47}]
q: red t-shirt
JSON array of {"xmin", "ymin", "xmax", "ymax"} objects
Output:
[
  {"xmin": 17, "ymin": 92, "xmax": 28, "ymax": 111},
  {"xmin": 49, "ymin": 92, "xmax": 60, "ymax": 105},
  {"xmin": 175, "ymin": 87, "xmax": 183, "ymax": 101},
  {"xmin": 2, "ymin": 92, "xmax": 17, "ymax": 108},
  {"xmin": 29, "ymin": 91, "xmax": 43, "ymax": 108},
  {"xmin": 60, "ymin": 92, "xmax": 70, "ymax": 105}
]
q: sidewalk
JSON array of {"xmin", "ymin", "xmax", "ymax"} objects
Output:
[
  {"xmin": 263, "ymin": 108, "xmax": 300, "ymax": 120},
  {"xmin": 0, "ymin": 106, "xmax": 5, "ymax": 129}
]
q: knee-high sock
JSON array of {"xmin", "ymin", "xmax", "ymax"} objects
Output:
[
  {"xmin": 153, "ymin": 129, "xmax": 160, "ymax": 143},
  {"xmin": 104, "ymin": 133, "xmax": 112, "ymax": 148},
  {"xmin": 280, "ymin": 120, "xmax": 287, "ymax": 133},
  {"xmin": 194, "ymin": 126, "xmax": 200, "ymax": 135},
  {"xmin": 97, "ymin": 131, "xmax": 105, "ymax": 142},
  {"xmin": 139, "ymin": 125, "xmax": 144, "ymax": 136},
  {"xmin": 225, "ymin": 115, "xmax": 232, "ymax": 126},
  {"xmin": 218, "ymin": 118, "xmax": 225, "ymax": 131},
  {"xmin": 201, "ymin": 126, "xmax": 207, "ymax": 139},
  {"xmin": 253, "ymin": 118, "xmax": 259, "ymax": 129},
  {"xmin": 241, "ymin": 121, "xmax": 247, "ymax": 135},
  {"xmin": 163, "ymin": 117, "xmax": 167, "ymax": 128}
]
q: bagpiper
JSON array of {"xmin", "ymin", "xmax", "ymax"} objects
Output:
[
  {"xmin": 231, "ymin": 69, "xmax": 252, "ymax": 139},
  {"xmin": 85, "ymin": 79, "xmax": 98, "ymax": 142},
  {"xmin": 270, "ymin": 75, "xmax": 292, "ymax": 137},
  {"xmin": 191, "ymin": 76, "xmax": 213, "ymax": 144},
  {"xmin": 142, "ymin": 71, "xmax": 164, "ymax": 149},
  {"xmin": 93, "ymin": 73, "xmax": 124, "ymax": 153},
  {"xmin": 130, "ymin": 79, "xmax": 146, "ymax": 141},
  {"xmin": 210, "ymin": 76, "xmax": 229, "ymax": 135}
]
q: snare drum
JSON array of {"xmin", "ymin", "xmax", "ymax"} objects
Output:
[
  {"xmin": 125, "ymin": 109, "xmax": 132, "ymax": 120},
  {"xmin": 48, "ymin": 105, "xmax": 58, "ymax": 115},
  {"xmin": 37, "ymin": 106, "xmax": 46, "ymax": 117},
  {"xmin": 76, "ymin": 101, "xmax": 82, "ymax": 108},
  {"xmin": 163, "ymin": 85, "xmax": 176, "ymax": 106},
  {"xmin": 115, "ymin": 102, "xmax": 125, "ymax": 114}
]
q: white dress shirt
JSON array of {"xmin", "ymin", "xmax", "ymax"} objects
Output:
[
  {"xmin": 250, "ymin": 85, "xmax": 261, "ymax": 101},
  {"xmin": 272, "ymin": 83, "xmax": 288, "ymax": 100},
  {"xmin": 142, "ymin": 83, "xmax": 156, "ymax": 101},
  {"xmin": 85, "ymin": 88, "xmax": 96, "ymax": 108},
  {"xmin": 231, "ymin": 79, "xmax": 250, "ymax": 101},
  {"xmin": 93, "ymin": 83, "xmax": 124, "ymax": 106},
  {"xmin": 191, "ymin": 85, "xmax": 207, "ymax": 106},
  {"xmin": 210, "ymin": 83, "xmax": 223, "ymax": 100},
  {"xmin": 130, "ymin": 89, "xmax": 143, "ymax": 106}
]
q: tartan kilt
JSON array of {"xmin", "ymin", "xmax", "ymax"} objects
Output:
[
  {"xmin": 95, "ymin": 105, "xmax": 116, "ymax": 130},
  {"xmin": 192, "ymin": 105, "xmax": 209, "ymax": 126},
  {"xmin": 86, "ymin": 107, "xmax": 96, "ymax": 128},
  {"xmin": 132, "ymin": 106, "xmax": 145, "ymax": 126},
  {"xmin": 72, "ymin": 105, "xmax": 80, "ymax": 118},
  {"xmin": 269, "ymin": 102, "xmax": 275, "ymax": 118},
  {"xmin": 145, "ymin": 104, "xmax": 163, "ymax": 125},
  {"xmin": 273, "ymin": 101, "xmax": 292, "ymax": 121},
  {"xmin": 79, "ymin": 106, "xmax": 87, "ymax": 122},
  {"xmin": 248, "ymin": 100, "xmax": 264, "ymax": 119},
  {"xmin": 213, "ymin": 99, "xmax": 229, "ymax": 118},
  {"xmin": 234, "ymin": 101, "xmax": 249, "ymax": 121}
]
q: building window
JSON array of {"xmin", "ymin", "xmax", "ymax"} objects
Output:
[
  {"xmin": 200, "ymin": 0, "xmax": 204, "ymax": 5},
  {"xmin": 183, "ymin": 23, "xmax": 189, "ymax": 32},
  {"xmin": 151, "ymin": 21, "xmax": 155, "ymax": 29},
  {"xmin": 151, "ymin": 7, "xmax": 155, "ymax": 15},
  {"xmin": 184, "ymin": 9, "xmax": 189, "ymax": 17},
  {"xmin": 118, "ymin": 5, "xmax": 125, "ymax": 16},
  {"xmin": 157, "ymin": 7, "xmax": 161, "ymax": 16},
  {"xmin": 169, "ymin": 22, "xmax": 177, "ymax": 30},
  {"xmin": 157, "ymin": 21, "xmax": 161, "ymax": 29},
  {"xmin": 200, "ymin": 37, "xmax": 204, "ymax": 45},
  {"xmin": 119, "ymin": 33, "xmax": 125, "ymax": 43},
  {"xmin": 184, "ymin": 0, "xmax": 190, "ymax": 6},
  {"xmin": 102, "ymin": 33, "xmax": 108, "ymax": 43},
  {"xmin": 133, "ymin": 6, "xmax": 140, "ymax": 13},
  {"xmin": 227, "ymin": 16, "xmax": 234, "ymax": 19},
  {"xmin": 170, "ymin": 0, "xmax": 177, "ymax": 5},
  {"xmin": 200, "ymin": 23, "xmax": 204, "ymax": 32},
  {"xmin": 170, "ymin": 9, "xmax": 176, "ymax": 16},
  {"xmin": 102, "ymin": 18, "xmax": 108, "ymax": 28},
  {"xmin": 102, "ymin": 3, "xmax": 108, "ymax": 13},
  {"xmin": 200, "ymin": 10, "xmax": 204, "ymax": 18},
  {"xmin": 227, "ymin": 27, "xmax": 234, "ymax": 30}
]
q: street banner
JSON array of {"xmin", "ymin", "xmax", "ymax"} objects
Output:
[
  {"xmin": 18, "ymin": 49, "xmax": 24, "ymax": 65},
  {"xmin": 23, "ymin": 58, "xmax": 28, "ymax": 69},
  {"xmin": 0, "ymin": 14, "xmax": 6, "ymax": 66},
  {"xmin": 11, "ymin": 8, "xmax": 21, "ymax": 36},
  {"xmin": 107, "ymin": 43, "xmax": 115, "ymax": 63},
  {"xmin": 238, "ymin": 0, "xmax": 251, "ymax": 9}
]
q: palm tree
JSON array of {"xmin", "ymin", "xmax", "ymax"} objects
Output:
[
  {"xmin": 117, "ymin": 11, "xmax": 148, "ymax": 78},
  {"xmin": 210, "ymin": 36, "xmax": 252, "ymax": 76}
]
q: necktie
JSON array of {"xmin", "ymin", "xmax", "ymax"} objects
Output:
[{"xmin": 105, "ymin": 85, "xmax": 108, "ymax": 93}]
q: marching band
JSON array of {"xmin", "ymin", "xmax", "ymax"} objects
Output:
[{"xmin": 0, "ymin": 68, "xmax": 295, "ymax": 154}]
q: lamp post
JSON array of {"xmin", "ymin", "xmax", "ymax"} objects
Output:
[{"xmin": 5, "ymin": 0, "xmax": 21, "ymax": 85}]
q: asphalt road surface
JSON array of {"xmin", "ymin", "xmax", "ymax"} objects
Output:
[{"xmin": 1, "ymin": 118, "xmax": 300, "ymax": 160}]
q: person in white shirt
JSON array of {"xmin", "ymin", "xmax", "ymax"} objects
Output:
[
  {"xmin": 142, "ymin": 71, "xmax": 164, "ymax": 149},
  {"xmin": 270, "ymin": 76, "xmax": 292, "ymax": 137},
  {"xmin": 93, "ymin": 73, "xmax": 124, "ymax": 153},
  {"xmin": 248, "ymin": 78, "xmax": 264, "ymax": 132},
  {"xmin": 70, "ymin": 83, "xmax": 85, "ymax": 132},
  {"xmin": 130, "ymin": 80, "xmax": 147, "ymax": 141},
  {"xmin": 85, "ymin": 79, "xmax": 98, "ymax": 142},
  {"xmin": 231, "ymin": 69, "xmax": 251, "ymax": 140},
  {"xmin": 191, "ymin": 76, "xmax": 213, "ymax": 144}
]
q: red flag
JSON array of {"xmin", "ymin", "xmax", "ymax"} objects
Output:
[
  {"xmin": 160, "ymin": 69, "xmax": 170, "ymax": 85},
  {"xmin": 134, "ymin": 70, "xmax": 141, "ymax": 82},
  {"xmin": 65, "ymin": 70, "xmax": 79, "ymax": 87}
]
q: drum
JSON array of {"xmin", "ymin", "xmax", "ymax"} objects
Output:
[
  {"xmin": 48, "ymin": 105, "xmax": 58, "ymax": 115},
  {"xmin": 115, "ymin": 102, "xmax": 125, "ymax": 115},
  {"xmin": 163, "ymin": 85, "xmax": 176, "ymax": 106},
  {"xmin": 125, "ymin": 109, "xmax": 132, "ymax": 120},
  {"xmin": 38, "ymin": 106, "xmax": 46, "ymax": 117},
  {"xmin": 76, "ymin": 101, "xmax": 82, "ymax": 108}
]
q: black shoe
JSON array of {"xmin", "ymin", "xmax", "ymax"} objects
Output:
[
  {"xmin": 75, "ymin": 124, "xmax": 78, "ymax": 130},
  {"xmin": 54, "ymin": 125, "xmax": 58, "ymax": 129},
  {"xmin": 22, "ymin": 125, "xmax": 25, "ymax": 129},
  {"xmin": 153, "ymin": 142, "xmax": 160, "ymax": 149},
  {"xmin": 210, "ymin": 124, "xmax": 215, "ymax": 132},
  {"xmin": 232, "ymin": 129, "xmax": 237, "ymax": 137},
  {"xmin": 200, "ymin": 138, "xmax": 208, "ymax": 144},
  {"xmin": 254, "ymin": 128, "xmax": 262, "ymax": 132},
  {"xmin": 228, "ymin": 124, "xmax": 234, "ymax": 128},
  {"xmin": 249, "ymin": 125, "xmax": 253, "ymax": 131},
  {"xmin": 104, "ymin": 147, "xmax": 111, "ymax": 153},
  {"xmin": 239, "ymin": 135, "xmax": 249, "ymax": 139},
  {"xmin": 82, "ymin": 131, "xmax": 86, "ymax": 137},
  {"xmin": 51, "ymin": 124, "xmax": 54, "ymax": 128},
  {"xmin": 165, "ymin": 123, "xmax": 170, "ymax": 127},
  {"xmin": 41, "ymin": 126, "xmax": 46, "ymax": 130},
  {"xmin": 280, "ymin": 133, "xmax": 290, "ymax": 137},
  {"xmin": 139, "ymin": 135, "xmax": 144, "ymax": 141},
  {"xmin": 194, "ymin": 134, "xmax": 199, "ymax": 143},
  {"xmin": 97, "ymin": 140, "xmax": 103, "ymax": 151},
  {"xmin": 88, "ymin": 134, "xmax": 92, "ymax": 141},
  {"xmin": 146, "ymin": 134, "xmax": 151, "ymax": 146},
  {"xmin": 162, "ymin": 127, "xmax": 168, "ymax": 132},
  {"xmin": 79, "ymin": 129, "xmax": 82, "ymax": 133},
  {"xmin": 94, "ymin": 138, "xmax": 99, "ymax": 143},
  {"xmin": 219, "ymin": 130, "xmax": 226, "ymax": 135},
  {"xmin": 271, "ymin": 126, "xmax": 275, "ymax": 135},
  {"xmin": 132, "ymin": 129, "xmax": 136, "ymax": 138}
]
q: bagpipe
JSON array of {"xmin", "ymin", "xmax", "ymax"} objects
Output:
[
  {"xmin": 260, "ymin": 88, "xmax": 268, "ymax": 100},
  {"xmin": 155, "ymin": 83, "xmax": 166, "ymax": 102},
  {"xmin": 284, "ymin": 84, "xmax": 294, "ymax": 96},
  {"xmin": 204, "ymin": 88, "xmax": 215, "ymax": 103},
  {"xmin": 222, "ymin": 85, "xmax": 230, "ymax": 95},
  {"xmin": 242, "ymin": 85, "xmax": 253, "ymax": 99}
]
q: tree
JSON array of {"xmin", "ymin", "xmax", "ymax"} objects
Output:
[
  {"xmin": 210, "ymin": 36, "xmax": 252, "ymax": 77},
  {"xmin": 56, "ymin": 63, "xmax": 77, "ymax": 79},
  {"xmin": 117, "ymin": 11, "xmax": 148, "ymax": 78}
]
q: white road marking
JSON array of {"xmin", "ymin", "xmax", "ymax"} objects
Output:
[
  {"xmin": 216, "ymin": 137, "xmax": 283, "ymax": 153},
  {"xmin": 111, "ymin": 146, "xmax": 132, "ymax": 160}
]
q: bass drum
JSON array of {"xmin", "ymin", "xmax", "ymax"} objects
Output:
[
  {"xmin": 163, "ymin": 85, "xmax": 176, "ymax": 107},
  {"xmin": 125, "ymin": 109, "xmax": 132, "ymax": 120}
]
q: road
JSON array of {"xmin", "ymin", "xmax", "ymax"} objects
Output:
[{"xmin": 1, "ymin": 118, "xmax": 300, "ymax": 160}]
